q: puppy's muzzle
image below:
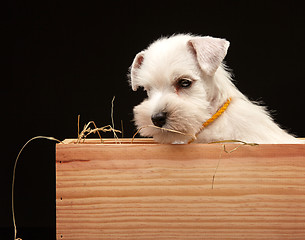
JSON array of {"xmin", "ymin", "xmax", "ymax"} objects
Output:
[{"xmin": 151, "ymin": 112, "xmax": 167, "ymax": 127}]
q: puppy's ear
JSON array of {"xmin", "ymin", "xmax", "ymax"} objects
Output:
[
  {"xmin": 188, "ymin": 36, "xmax": 230, "ymax": 76},
  {"xmin": 129, "ymin": 51, "xmax": 145, "ymax": 91}
]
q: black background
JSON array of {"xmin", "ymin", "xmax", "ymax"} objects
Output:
[{"xmin": 3, "ymin": 1, "xmax": 305, "ymax": 239}]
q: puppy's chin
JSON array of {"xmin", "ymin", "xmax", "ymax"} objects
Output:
[
  {"xmin": 138, "ymin": 126, "xmax": 193, "ymax": 144},
  {"xmin": 153, "ymin": 132, "xmax": 191, "ymax": 144}
]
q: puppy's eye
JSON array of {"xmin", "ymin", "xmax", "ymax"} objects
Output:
[{"xmin": 177, "ymin": 78, "xmax": 192, "ymax": 89}]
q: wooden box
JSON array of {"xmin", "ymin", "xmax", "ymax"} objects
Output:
[{"xmin": 56, "ymin": 139, "xmax": 305, "ymax": 240}]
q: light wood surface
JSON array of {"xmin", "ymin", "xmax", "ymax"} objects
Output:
[{"xmin": 56, "ymin": 139, "xmax": 305, "ymax": 240}]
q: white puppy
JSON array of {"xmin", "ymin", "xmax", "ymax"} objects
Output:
[{"xmin": 129, "ymin": 34, "xmax": 300, "ymax": 144}]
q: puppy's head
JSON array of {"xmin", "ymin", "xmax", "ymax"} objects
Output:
[{"xmin": 129, "ymin": 34, "xmax": 230, "ymax": 143}]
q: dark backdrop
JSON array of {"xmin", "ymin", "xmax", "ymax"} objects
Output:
[{"xmin": 2, "ymin": 1, "xmax": 305, "ymax": 239}]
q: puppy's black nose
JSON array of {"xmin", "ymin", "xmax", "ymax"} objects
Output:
[{"xmin": 151, "ymin": 112, "xmax": 167, "ymax": 127}]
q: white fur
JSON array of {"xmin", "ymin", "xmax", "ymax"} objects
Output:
[{"xmin": 129, "ymin": 34, "xmax": 301, "ymax": 144}]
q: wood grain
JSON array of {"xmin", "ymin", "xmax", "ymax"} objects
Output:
[{"xmin": 56, "ymin": 139, "xmax": 305, "ymax": 240}]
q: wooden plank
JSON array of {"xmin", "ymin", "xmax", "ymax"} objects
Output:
[
  {"xmin": 56, "ymin": 140, "xmax": 305, "ymax": 240},
  {"xmin": 62, "ymin": 138, "xmax": 156, "ymax": 144}
]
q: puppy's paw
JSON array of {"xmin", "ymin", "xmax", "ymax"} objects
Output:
[{"xmin": 171, "ymin": 140, "xmax": 187, "ymax": 144}]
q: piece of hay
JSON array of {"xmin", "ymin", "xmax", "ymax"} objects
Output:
[
  {"xmin": 76, "ymin": 96, "xmax": 122, "ymax": 144},
  {"xmin": 12, "ymin": 136, "xmax": 62, "ymax": 240},
  {"xmin": 76, "ymin": 119, "xmax": 122, "ymax": 144},
  {"xmin": 210, "ymin": 140, "xmax": 259, "ymax": 189}
]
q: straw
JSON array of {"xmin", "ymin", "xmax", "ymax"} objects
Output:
[{"xmin": 12, "ymin": 136, "xmax": 62, "ymax": 240}]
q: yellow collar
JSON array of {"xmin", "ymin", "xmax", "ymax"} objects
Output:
[{"xmin": 188, "ymin": 98, "xmax": 232, "ymax": 143}]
